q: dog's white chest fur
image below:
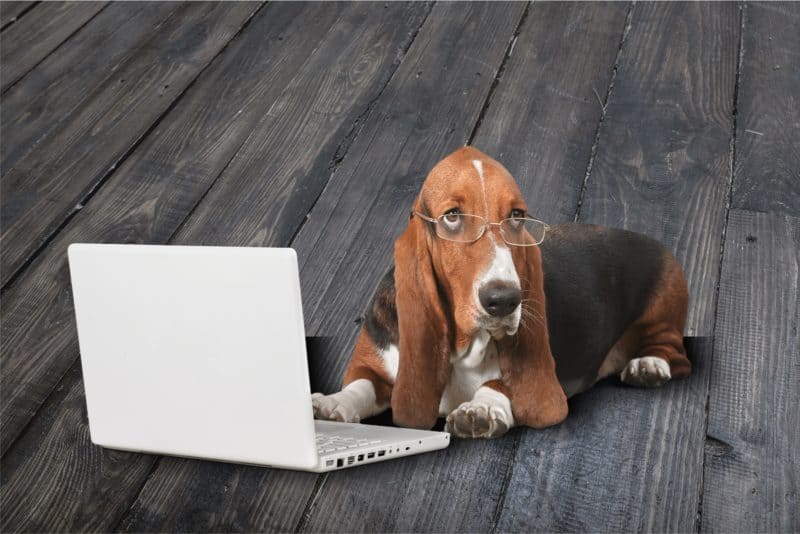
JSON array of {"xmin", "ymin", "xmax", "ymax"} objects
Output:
[
  {"xmin": 438, "ymin": 330, "xmax": 501, "ymax": 416},
  {"xmin": 378, "ymin": 330, "xmax": 501, "ymax": 416}
]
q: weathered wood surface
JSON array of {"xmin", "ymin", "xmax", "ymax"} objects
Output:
[
  {"xmin": 731, "ymin": 2, "xmax": 800, "ymax": 217},
  {"xmin": 299, "ymin": 3, "xmax": 630, "ymax": 531},
  {"xmin": 700, "ymin": 7, "xmax": 800, "ymax": 527},
  {"xmin": 0, "ymin": 1, "xmax": 797, "ymax": 532},
  {"xmin": 0, "ymin": 1, "xmax": 106, "ymax": 92},
  {"xmin": 496, "ymin": 3, "xmax": 740, "ymax": 531},
  {"xmin": 0, "ymin": 3, "xmax": 430, "ymax": 532},
  {"xmin": 701, "ymin": 210, "xmax": 799, "ymax": 533},
  {"xmin": 0, "ymin": 1, "xmax": 35, "ymax": 30},
  {"xmin": 0, "ymin": 1, "xmax": 267, "ymax": 457},
  {"xmin": 0, "ymin": 1, "xmax": 260, "ymax": 288},
  {"xmin": 1, "ymin": 1, "xmax": 180, "ymax": 173}
]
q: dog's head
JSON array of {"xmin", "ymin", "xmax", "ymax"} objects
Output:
[{"xmin": 392, "ymin": 146, "xmax": 564, "ymax": 429}]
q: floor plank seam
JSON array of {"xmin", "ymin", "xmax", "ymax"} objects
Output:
[
  {"xmin": 109, "ymin": 456, "xmax": 165, "ymax": 533},
  {"xmin": 293, "ymin": 473, "xmax": 329, "ymax": 533},
  {"xmin": 0, "ymin": 1, "xmax": 268, "ymax": 295},
  {"xmin": 287, "ymin": 2, "xmax": 435, "ymax": 247},
  {"xmin": 0, "ymin": 1, "xmax": 39, "ymax": 33},
  {"xmin": 573, "ymin": 1, "xmax": 635, "ymax": 222},
  {"xmin": 694, "ymin": 3, "xmax": 746, "ymax": 531},
  {"xmin": 490, "ymin": 431, "xmax": 521, "ymax": 533},
  {"xmin": 0, "ymin": 2, "xmax": 110, "ymax": 96},
  {"xmin": 466, "ymin": 1, "xmax": 531, "ymax": 146}
]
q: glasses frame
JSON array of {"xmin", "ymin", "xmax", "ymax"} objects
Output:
[{"xmin": 412, "ymin": 211, "xmax": 549, "ymax": 246}]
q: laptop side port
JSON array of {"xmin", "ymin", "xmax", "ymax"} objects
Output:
[
  {"xmin": 357, "ymin": 454, "xmax": 364, "ymax": 462},
  {"xmin": 378, "ymin": 450, "xmax": 386, "ymax": 457},
  {"xmin": 347, "ymin": 456, "xmax": 355, "ymax": 465},
  {"xmin": 337, "ymin": 458, "xmax": 344, "ymax": 468},
  {"xmin": 326, "ymin": 459, "xmax": 334, "ymax": 467},
  {"xmin": 367, "ymin": 452, "xmax": 375, "ymax": 459}
]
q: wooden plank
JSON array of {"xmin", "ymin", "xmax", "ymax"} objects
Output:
[
  {"xmin": 118, "ymin": 4, "xmax": 445, "ymax": 532},
  {"xmin": 0, "ymin": 0, "xmax": 339, "ymax": 456},
  {"xmin": 495, "ymin": 3, "xmax": 740, "ymax": 531},
  {"xmin": 294, "ymin": 3, "xmax": 628, "ymax": 532},
  {"xmin": 0, "ymin": 366, "xmax": 157, "ymax": 532},
  {"xmin": 0, "ymin": 1, "xmax": 260, "ymax": 288},
  {"xmin": 731, "ymin": 2, "xmax": 800, "ymax": 216},
  {"xmin": 0, "ymin": 1, "xmax": 35, "ymax": 30},
  {"xmin": 701, "ymin": 209, "xmax": 800, "ymax": 532},
  {"xmin": 1, "ymin": 1, "xmax": 180, "ymax": 173},
  {"xmin": 0, "ymin": 1, "xmax": 106, "ymax": 92},
  {"xmin": 0, "ymin": 3, "xmax": 430, "ymax": 532}
]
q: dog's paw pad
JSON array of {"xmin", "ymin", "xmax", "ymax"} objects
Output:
[
  {"xmin": 311, "ymin": 392, "xmax": 360, "ymax": 423},
  {"xmin": 445, "ymin": 401, "xmax": 510, "ymax": 439},
  {"xmin": 620, "ymin": 356, "xmax": 671, "ymax": 387}
]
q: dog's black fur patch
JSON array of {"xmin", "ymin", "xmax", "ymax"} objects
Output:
[{"xmin": 539, "ymin": 224, "xmax": 666, "ymax": 396}]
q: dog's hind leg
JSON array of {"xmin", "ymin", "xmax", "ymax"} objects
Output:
[{"xmin": 619, "ymin": 254, "xmax": 691, "ymax": 388}]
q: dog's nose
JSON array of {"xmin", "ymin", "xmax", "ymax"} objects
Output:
[{"xmin": 478, "ymin": 281, "xmax": 521, "ymax": 317}]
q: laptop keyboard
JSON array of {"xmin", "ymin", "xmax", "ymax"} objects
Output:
[{"xmin": 316, "ymin": 433, "xmax": 383, "ymax": 454}]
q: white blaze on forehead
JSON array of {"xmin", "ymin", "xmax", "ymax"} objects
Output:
[{"xmin": 472, "ymin": 159, "xmax": 491, "ymax": 221}]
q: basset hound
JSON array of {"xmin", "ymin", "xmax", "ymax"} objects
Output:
[{"xmin": 312, "ymin": 146, "xmax": 690, "ymax": 438}]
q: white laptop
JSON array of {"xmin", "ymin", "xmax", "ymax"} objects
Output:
[{"xmin": 67, "ymin": 244, "xmax": 449, "ymax": 472}]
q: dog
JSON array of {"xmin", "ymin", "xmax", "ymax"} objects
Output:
[{"xmin": 312, "ymin": 146, "xmax": 690, "ymax": 438}]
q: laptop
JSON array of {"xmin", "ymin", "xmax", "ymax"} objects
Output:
[{"xmin": 67, "ymin": 244, "xmax": 449, "ymax": 472}]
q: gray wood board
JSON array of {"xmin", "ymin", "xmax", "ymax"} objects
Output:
[
  {"xmin": 0, "ymin": 3, "xmax": 430, "ymax": 532},
  {"xmin": 0, "ymin": 1, "xmax": 106, "ymax": 92},
  {"xmin": 731, "ymin": 2, "xmax": 800, "ymax": 217},
  {"xmin": 0, "ymin": 0, "xmax": 275, "ymax": 457},
  {"xmin": 0, "ymin": 1, "xmax": 260, "ymax": 288},
  {"xmin": 0, "ymin": 1, "xmax": 35, "ymax": 30},
  {"xmin": 700, "ymin": 214, "xmax": 799, "ymax": 527},
  {"xmin": 1, "ymin": 1, "xmax": 180, "ymax": 173},
  {"xmin": 300, "ymin": 3, "xmax": 629, "ymax": 531},
  {"xmin": 496, "ymin": 3, "xmax": 740, "ymax": 531}
]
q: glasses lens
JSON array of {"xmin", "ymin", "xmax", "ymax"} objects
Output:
[
  {"xmin": 436, "ymin": 213, "xmax": 485, "ymax": 242},
  {"xmin": 500, "ymin": 218, "xmax": 547, "ymax": 246}
]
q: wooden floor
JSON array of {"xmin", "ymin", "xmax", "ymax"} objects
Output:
[{"xmin": 1, "ymin": 2, "xmax": 798, "ymax": 532}]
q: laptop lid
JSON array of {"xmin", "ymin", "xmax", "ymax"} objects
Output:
[{"xmin": 68, "ymin": 244, "xmax": 318, "ymax": 469}]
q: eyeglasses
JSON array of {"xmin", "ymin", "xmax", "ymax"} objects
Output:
[{"xmin": 412, "ymin": 211, "xmax": 549, "ymax": 246}]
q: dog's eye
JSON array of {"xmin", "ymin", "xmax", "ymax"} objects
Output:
[
  {"xmin": 510, "ymin": 209, "xmax": 525, "ymax": 219},
  {"xmin": 442, "ymin": 209, "xmax": 462, "ymax": 230}
]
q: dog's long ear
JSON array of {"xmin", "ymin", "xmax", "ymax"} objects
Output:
[
  {"xmin": 391, "ymin": 208, "xmax": 451, "ymax": 429},
  {"xmin": 498, "ymin": 244, "xmax": 567, "ymax": 428}
]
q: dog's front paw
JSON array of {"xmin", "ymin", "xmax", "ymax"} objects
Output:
[
  {"xmin": 445, "ymin": 400, "xmax": 511, "ymax": 439},
  {"xmin": 311, "ymin": 392, "xmax": 361, "ymax": 423},
  {"xmin": 620, "ymin": 356, "xmax": 671, "ymax": 387}
]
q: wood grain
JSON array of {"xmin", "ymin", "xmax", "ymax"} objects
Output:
[
  {"xmin": 0, "ymin": 1, "xmax": 106, "ymax": 92},
  {"xmin": 0, "ymin": 1, "xmax": 260, "ymax": 287},
  {"xmin": 731, "ymin": 2, "xmax": 800, "ymax": 217},
  {"xmin": 701, "ymin": 209, "xmax": 799, "ymax": 532},
  {"xmin": 0, "ymin": 3, "xmax": 430, "ymax": 532},
  {"xmin": 1, "ymin": 1, "xmax": 180, "ymax": 173},
  {"xmin": 0, "ymin": 1, "xmax": 35, "ymax": 30},
  {"xmin": 297, "ymin": 3, "xmax": 628, "ymax": 532},
  {"xmin": 0, "ymin": 1, "xmax": 338, "ymax": 456},
  {"xmin": 120, "ymin": 4, "xmax": 446, "ymax": 532},
  {"xmin": 0, "ymin": 366, "xmax": 158, "ymax": 532},
  {"xmin": 496, "ymin": 3, "xmax": 740, "ymax": 531}
]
